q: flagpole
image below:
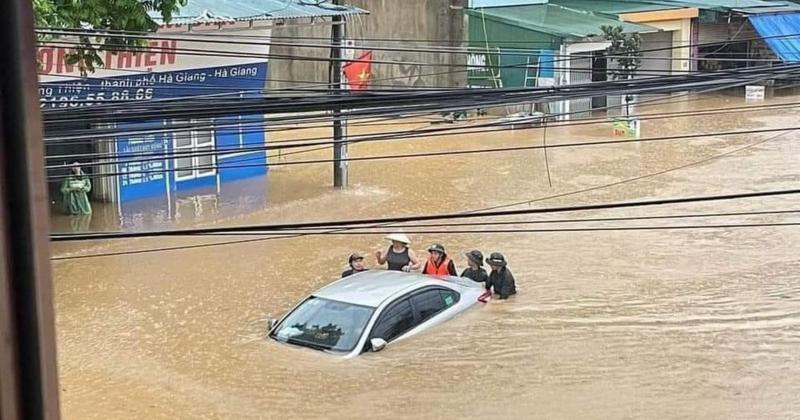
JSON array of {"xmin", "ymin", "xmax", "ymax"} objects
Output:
[{"xmin": 330, "ymin": 1, "xmax": 348, "ymax": 188}]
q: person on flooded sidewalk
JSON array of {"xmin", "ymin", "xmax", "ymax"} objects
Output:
[
  {"xmin": 376, "ymin": 233, "xmax": 420, "ymax": 272},
  {"xmin": 60, "ymin": 162, "xmax": 92, "ymax": 216},
  {"xmin": 461, "ymin": 250, "xmax": 488, "ymax": 285},
  {"xmin": 421, "ymin": 243, "xmax": 457, "ymax": 276},
  {"xmin": 485, "ymin": 253, "xmax": 517, "ymax": 300},
  {"xmin": 342, "ymin": 253, "xmax": 368, "ymax": 278}
]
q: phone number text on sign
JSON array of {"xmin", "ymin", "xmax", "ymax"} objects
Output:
[{"xmin": 40, "ymin": 85, "xmax": 155, "ymax": 109}]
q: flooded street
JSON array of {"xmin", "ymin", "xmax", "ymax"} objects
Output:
[{"xmin": 51, "ymin": 94, "xmax": 800, "ymax": 419}]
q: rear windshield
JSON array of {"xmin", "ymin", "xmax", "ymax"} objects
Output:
[{"xmin": 270, "ymin": 297, "xmax": 375, "ymax": 353}]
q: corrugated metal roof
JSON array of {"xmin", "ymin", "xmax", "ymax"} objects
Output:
[
  {"xmin": 149, "ymin": 0, "xmax": 367, "ymax": 25},
  {"xmin": 733, "ymin": 5, "xmax": 800, "ymax": 13},
  {"xmin": 680, "ymin": 0, "xmax": 788, "ymax": 7},
  {"xmin": 635, "ymin": 0, "xmax": 799, "ymax": 13},
  {"xmin": 549, "ymin": 0, "xmax": 685, "ymax": 15},
  {"xmin": 467, "ymin": 3, "xmax": 659, "ymax": 38},
  {"xmin": 468, "ymin": 0, "xmax": 547, "ymax": 7}
]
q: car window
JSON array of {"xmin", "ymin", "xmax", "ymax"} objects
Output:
[
  {"xmin": 371, "ymin": 299, "xmax": 415, "ymax": 342},
  {"xmin": 439, "ymin": 289, "xmax": 459, "ymax": 307},
  {"xmin": 411, "ymin": 289, "xmax": 457, "ymax": 323},
  {"xmin": 270, "ymin": 297, "xmax": 375, "ymax": 353}
]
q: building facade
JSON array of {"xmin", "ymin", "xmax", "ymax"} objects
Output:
[{"xmin": 40, "ymin": 0, "xmax": 364, "ymax": 224}]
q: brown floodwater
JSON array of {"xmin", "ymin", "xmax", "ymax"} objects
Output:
[{"xmin": 51, "ymin": 93, "xmax": 800, "ymax": 419}]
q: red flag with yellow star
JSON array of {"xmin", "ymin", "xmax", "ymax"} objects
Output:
[{"xmin": 343, "ymin": 51, "xmax": 372, "ymax": 90}]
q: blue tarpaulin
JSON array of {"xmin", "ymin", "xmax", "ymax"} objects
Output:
[{"xmin": 749, "ymin": 13, "xmax": 800, "ymax": 62}]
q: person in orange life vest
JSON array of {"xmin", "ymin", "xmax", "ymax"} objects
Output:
[{"xmin": 421, "ymin": 243, "xmax": 457, "ymax": 276}]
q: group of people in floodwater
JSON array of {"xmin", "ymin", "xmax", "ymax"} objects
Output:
[{"xmin": 342, "ymin": 233, "xmax": 516, "ymax": 300}]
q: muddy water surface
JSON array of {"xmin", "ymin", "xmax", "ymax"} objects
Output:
[{"xmin": 52, "ymin": 94, "xmax": 800, "ymax": 419}]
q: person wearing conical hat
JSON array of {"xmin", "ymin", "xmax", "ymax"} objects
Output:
[{"xmin": 375, "ymin": 233, "xmax": 420, "ymax": 272}]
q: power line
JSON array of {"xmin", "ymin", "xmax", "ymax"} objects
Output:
[
  {"xmin": 42, "ymin": 63, "xmax": 799, "ymax": 128},
  {"xmin": 473, "ymin": 130, "xmax": 795, "ymax": 213},
  {"xmin": 33, "ymin": 25, "xmax": 781, "ymax": 48},
  {"xmin": 36, "ymin": 31, "xmax": 791, "ymax": 110},
  {"xmin": 51, "ymin": 89, "xmax": 765, "ymax": 168},
  {"xmin": 42, "ymin": 100, "xmax": 800, "ymax": 159},
  {"xmin": 50, "ymin": 188, "xmax": 800, "ymax": 241},
  {"xmin": 147, "ymin": 221, "xmax": 800, "ymax": 236},
  {"xmin": 37, "ymin": 37, "xmax": 785, "ymax": 67},
  {"xmin": 35, "ymin": 27, "xmax": 800, "ymax": 63},
  {"xmin": 41, "ymin": 77, "xmax": 800, "ymax": 145},
  {"xmin": 50, "ymin": 130, "xmax": 791, "ymax": 260},
  {"xmin": 43, "ymin": 124, "xmax": 800, "ymax": 180},
  {"xmin": 42, "ymin": 64, "xmax": 794, "ymax": 150},
  {"xmin": 35, "ymin": 26, "xmax": 800, "ymax": 115},
  {"xmin": 40, "ymin": 58, "xmax": 794, "ymax": 123},
  {"xmin": 204, "ymin": 209, "xmax": 800, "ymax": 230},
  {"xmin": 43, "ymin": 64, "xmax": 800, "ymax": 180}
]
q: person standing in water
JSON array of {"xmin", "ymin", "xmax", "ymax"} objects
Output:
[
  {"xmin": 60, "ymin": 162, "xmax": 92, "ymax": 215},
  {"xmin": 375, "ymin": 233, "xmax": 420, "ymax": 272},
  {"xmin": 421, "ymin": 243, "xmax": 457, "ymax": 276},
  {"xmin": 461, "ymin": 250, "xmax": 488, "ymax": 285},
  {"xmin": 342, "ymin": 253, "xmax": 368, "ymax": 278},
  {"xmin": 485, "ymin": 253, "xmax": 517, "ymax": 300}
]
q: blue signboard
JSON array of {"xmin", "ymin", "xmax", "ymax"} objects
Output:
[
  {"xmin": 40, "ymin": 62, "xmax": 269, "ymax": 108},
  {"xmin": 116, "ymin": 122, "xmax": 170, "ymax": 202},
  {"xmin": 42, "ymin": 62, "xmax": 269, "ymax": 205}
]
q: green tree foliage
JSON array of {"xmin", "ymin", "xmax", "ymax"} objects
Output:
[
  {"xmin": 601, "ymin": 25, "xmax": 642, "ymax": 82},
  {"xmin": 601, "ymin": 25, "xmax": 642, "ymax": 116},
  {"xmin": 33, "ymin": 0, "xmax": 187, "ymax": 73}
]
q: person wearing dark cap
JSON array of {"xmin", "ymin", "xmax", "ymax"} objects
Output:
[
  {"xmin": 461, "ymin": 250, "xmax": 488, "ymax": 285},
  {"xmin": 422, "ymin": 243, "xmax": 457, "ymax": 276},
  {"xmin": 485, "ymin": 252, "xmax": 517, "ymax": 300},
  {"xmin": 342, "ymin": 253, "xmax": 368, "ymax": 278}
]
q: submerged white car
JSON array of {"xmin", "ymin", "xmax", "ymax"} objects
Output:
[{"xmin": 267, "ymin": 271, "xmax": 485, "ymax": 357}]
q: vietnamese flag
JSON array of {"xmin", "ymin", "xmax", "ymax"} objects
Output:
[{"xmin": 342, "ymin": 51, "xmax": 373, "ymax": 90}]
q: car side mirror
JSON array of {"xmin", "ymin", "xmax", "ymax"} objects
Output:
[
  {"xmin": 370, "ymin": 338, "xmax": 387, "ymax": 352},
  {"xmin": 267, "ymin": 319, "xmax": 278, "ymax": 333}
]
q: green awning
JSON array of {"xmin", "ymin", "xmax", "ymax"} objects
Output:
[
  {"xmin": 549, "ymin": 0, "xmax": 686, "ymax": 16},
  {"xmin": 466, "ymin": 3, "xmax": 659, "ymax": 39},
  {"xmin": 631, "ymin": 0, "xmax": 799, "ymax": 13}
]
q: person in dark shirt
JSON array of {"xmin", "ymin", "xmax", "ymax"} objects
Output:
[
  {"xmin": 375, "ymin": 233, "xmax": 420, "ymax": 272},
  {"xmin": 485, "ymin": 252, "xmax": 517, "ymax": 300},
  {"xmin": 461, "ymin": 250, "xmax": 488, "ymax": 285},
  {"xmin": 342, "ymin": 253, "xmax": 368, "ymax": 278}
]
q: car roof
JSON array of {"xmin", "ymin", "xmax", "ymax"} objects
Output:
[{"xmin": 313, "ymin": 271, "xmax": 445, "ymax": 307}]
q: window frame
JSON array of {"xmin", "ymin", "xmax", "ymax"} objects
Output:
[
  {"xmin": 368, "ymin": 286, "xmax": 461, "ymax": 344},
  {"xmin": 172, "ymin": 118, "xmax": 217, "ymax": 182},
  {"xmin": 368, "ymin": 297, "xmax": 415, "ymax": 344},
  {"xmin": 409, "ymin": 288, "xmax": 449, "ymax": 324},
  {"xmin": 409, "ymin": 287, "xmax": 461, "ymax": 324}
]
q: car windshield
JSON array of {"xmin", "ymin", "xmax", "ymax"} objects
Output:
[{"xmin": 270, "ymin": 296, "xmax": 375, "ymax": 353}]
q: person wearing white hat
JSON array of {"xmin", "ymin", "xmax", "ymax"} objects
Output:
[{"xmin": 375, "ymin": 233, "xmax": 420, "ymax": 272}]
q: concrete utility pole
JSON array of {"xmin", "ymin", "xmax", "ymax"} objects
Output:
[
  {"xmin": 330, "ymin": 0, "xmax": 348, "ymax": 188},
  {"xmin": 0, "ymin": 0, "xmax": 61, "ymax": 419}
]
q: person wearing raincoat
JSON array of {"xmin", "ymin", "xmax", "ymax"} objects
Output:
[{"xmin": 60, "ymin": 163, "xmax": 92, "ymax": 215}]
